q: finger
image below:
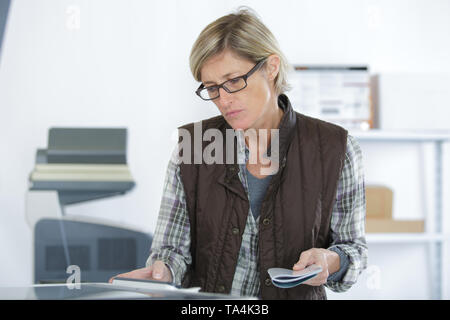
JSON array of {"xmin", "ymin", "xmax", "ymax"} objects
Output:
[
  {"xmin": 113, "ymin": 268, "xmax": 150, "ymax": 281},
  {"xmin": 108, "ymin": 272, "xmax": 127, "ymax": 283},
  {"xmin": 301, "ymin": 266, "xmax": 327, "ymax": 286},
  {"xmin": 302, "ymin": 264, "xmax": 329, "ymax": 286},
  {"xmin": 293, "ymin": 251, "xmax": 312, "ymax": 271},
  {"xmin": 302, "ymin": 278, "xmax": 320, "ymax": 286},
  {"xmin": 303, "ymin": 272, "xmax": 328, "ymax": 286}
]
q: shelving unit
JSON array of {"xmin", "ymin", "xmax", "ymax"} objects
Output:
[
  {"xmin": 366, "ymin": 233, "xmax": 448, "ymax": 243},
  {"xmin": 350, "ymin": 129, "xmax": 450, "ymax": 300}
]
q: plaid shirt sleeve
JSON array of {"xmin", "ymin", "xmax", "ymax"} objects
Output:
[
  {"xmin": 325, "ymin": 134, "xmax": 368, "ymax": 292},
  {"xmin": 145, "ymin": 146, "xmax": 191, "ymax": 285}
]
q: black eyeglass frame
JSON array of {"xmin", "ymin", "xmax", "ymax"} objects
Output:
[{"xmin": 195, "ymin": 58, "xmax": 267, "ymax": 101}]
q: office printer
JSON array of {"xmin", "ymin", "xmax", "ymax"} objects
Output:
[{"xmin": 26, "ymin": 128, "xmax": 152, "ymax": 284}]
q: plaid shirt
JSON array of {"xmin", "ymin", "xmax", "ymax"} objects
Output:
[{"xmin": 146, "ymin": 133, "xmax": 368, "ymax": 297}]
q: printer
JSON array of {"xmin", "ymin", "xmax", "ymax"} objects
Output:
[{"xmin": 26, "ymin": 128, "xmax": 152, "ymax": 284}]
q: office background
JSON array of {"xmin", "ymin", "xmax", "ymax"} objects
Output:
[{"xmin": 0, "ymin": 0, "xmax": 449, "ymax": 299}]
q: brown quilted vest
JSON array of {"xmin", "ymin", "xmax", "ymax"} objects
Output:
[{"xmin": 178, "ymin": 94, "xmax": 347, "ymax": 299}]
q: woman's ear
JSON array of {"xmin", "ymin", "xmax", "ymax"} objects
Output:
[{"xmin": 265, "ymin": 54, "xmax": 280, "ymax": 81}]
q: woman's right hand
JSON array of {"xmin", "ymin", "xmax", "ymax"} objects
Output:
[{"xmin": 108, "ymin": 260, "xmax": 172, "ymax": 283}]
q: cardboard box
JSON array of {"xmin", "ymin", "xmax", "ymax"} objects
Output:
[
  {"xmin": 366, "ymin": 186, "xmax": 393, "ymax": 219},
  {"xmin": 366, "ymin": 219, "xmax": 424, "ymax": 233}
]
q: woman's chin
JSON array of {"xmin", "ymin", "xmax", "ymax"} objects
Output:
[{"xmin": 226, "ymin": 119, "xmax": 249, "ymax": 131}]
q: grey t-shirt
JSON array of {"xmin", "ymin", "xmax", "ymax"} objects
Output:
[{"xmin": 245, "ymin": 166, "xmax": 272, "ymax": 220}]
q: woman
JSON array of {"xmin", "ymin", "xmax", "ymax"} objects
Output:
[{"xmin": 111, "ymin": 7, "xmax": 367, "ymax": 300}]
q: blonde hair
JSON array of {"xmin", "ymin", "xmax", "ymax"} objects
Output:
[{"xmin": 189, "ymin": 7, "xmax": 291, "ymax": 95}]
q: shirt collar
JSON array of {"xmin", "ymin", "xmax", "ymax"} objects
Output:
[{"xmin": 233, "ymin": 94, "xmax": 297, "ymax": 164}]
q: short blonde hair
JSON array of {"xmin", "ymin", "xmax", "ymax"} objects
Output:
[{"xmin": 189, "ymin": 7, "xmax": 291, "ymax": 95}]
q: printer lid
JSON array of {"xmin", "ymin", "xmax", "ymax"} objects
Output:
[{"xmin": 29, "ymin": 128, "xmax": 135, "ymax": 205}]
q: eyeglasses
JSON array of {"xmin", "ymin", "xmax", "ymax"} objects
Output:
[{"xmin": 195, "ymin": 59, "xmax": 267, "ymax": 101}]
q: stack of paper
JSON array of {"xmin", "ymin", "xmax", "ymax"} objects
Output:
[
  {"xmin": 268, "ymin": 264, "xmax": 322, "ymax": 288},
  {"xmin": 111, "ymin": 277, "xmax": 201, "ymax": 294}
]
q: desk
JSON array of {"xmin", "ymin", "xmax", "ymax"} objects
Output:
[{"xmin": 0, "ymin": 283, "xmax": 254, "ymax": 300}]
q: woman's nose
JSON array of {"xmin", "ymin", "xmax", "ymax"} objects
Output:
[{"xmin": 217, "ymin": 87, "xmax": 233, "ymax": 107}]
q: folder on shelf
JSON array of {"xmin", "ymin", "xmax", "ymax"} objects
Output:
[
  {"xmin": 366, "ymin": 186, "xmax": 393, "ymax": 219},
  {"xmin": 365, "ymin": 219, "xmax": 424, "ymax": 233},
  {"xmin": 365, "ymin": 185, "xmax": 424, "ymax": 233}
]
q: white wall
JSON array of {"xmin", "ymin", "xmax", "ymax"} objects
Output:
[{"xmin": 0, "ymin": 0, "xmax": 449, "ymax": 298}]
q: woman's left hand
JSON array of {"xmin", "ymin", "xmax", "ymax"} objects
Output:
[{"xmin": 292, "ymin": 248, "xmax": 340, "ymax": 286}]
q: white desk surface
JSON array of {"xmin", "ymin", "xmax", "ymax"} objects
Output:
[{"xmin": 0, "ymin": 283, "xmax": 254, "ymax": 300}]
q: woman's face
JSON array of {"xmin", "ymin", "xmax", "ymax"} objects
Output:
[{"xmin": 200, "ymin": 50, "xmax": 278, "ymax": 130}]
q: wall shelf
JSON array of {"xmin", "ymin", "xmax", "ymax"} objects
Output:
[
  {"xmin": 350, "ymin": 129, "xmax": 450, "ymax": 142},
  {"xmin": 366, "ymin": 233, "xmax": 447, "ymax": 244}
]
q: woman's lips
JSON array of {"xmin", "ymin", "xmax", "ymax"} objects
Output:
[{"xmin": 226, "ymin": 109, "xmax": 243, "ymax": 118}]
